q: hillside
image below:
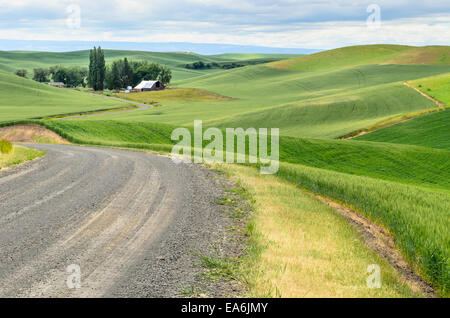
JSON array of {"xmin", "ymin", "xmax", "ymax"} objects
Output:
[
  {"xmin": 0, "ymin": 50, "xmax": 298, "ymax": 82},
  {"xmin": 355, "ymin": 72, "xmax": 449, "ymax": 149},
  {"xmin": 88, "ymin": 62, "xmax": 450, "ymax": 138},
  {"xmin": 409, "ymin": 72, "xmax": 450, "ymax": 105},
  {"xmin": 14, "ymin": 118, "xmax": 450, "ymax": 293},
  {"xmin": 25, "ymin": 120, "xmax": 449, "ymax": 191},
  {"xmin": 356, "ymin": 110, "xmax": 450, "ymax": 150},
  {"xmin": 0, "ymin": 70, "xmax": 125, "ymax": 122},
  {"xmin": 2, "ymin": 44, "xmax": 450, "ymax": 295},
  {"xmin": 269, "ymin": 45, "xmax": 450, "ymax": 71},
  {"xmin": 209, "ymin": 53, "xmax": 303, "ymax": 61}
]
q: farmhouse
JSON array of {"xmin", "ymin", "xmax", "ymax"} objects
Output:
[
  {"xmin": 134, "ymin": 80, "xmax": 165, "ymax": 92},
  {"xmin": 47, "ymin": 82, "xmax": 64, "ymax": 88}
]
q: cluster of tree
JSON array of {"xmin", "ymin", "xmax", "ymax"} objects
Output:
[
  {"xmin": 185, "ymin": 61, "xmax": 213, "ymax": 69},
  {"xmin": 185, "ymin": 59, "xmax": 276, "ymax": 70},
  {"xmin": 185, "ymin": 60, "xmax": 247, "ymax": 70},
  {"xmin": 88, "ymin": 47, "xmax": 106, "ymax": 91},
  {"xmin": 14, "ymin": 69, "xmax": 28, "ymax": 77},
  {"xmin": 105, "ymin": 58, "xmax": 172, "ymax": 90},
  {"xmin": 32, "ymin": 68, "xmax": 51, "ymax": 82},
  {"xmin": 51, "ymin": 66, "xmax": 88, "ymax": 87},
  {"xmin": 26, "ymin": 46, "xmax": 172, "ymax": 91},
  {"xmin": 31, "ymin": 66, "xmax": 88, "ymax": 87}
]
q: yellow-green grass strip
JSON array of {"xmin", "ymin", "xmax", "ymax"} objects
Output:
[
  {"xmin": 216, "ymin": 163, "xmax": 421, "ymax": 298},
  {"xmin": 275, "ymin": 162, "xmax": 450, "ymax": 296},
  {"xmin": 0, "ymin": 145, "xmax": 45, "ymax": 169}
]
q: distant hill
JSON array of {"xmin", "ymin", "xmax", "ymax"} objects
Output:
[
  {"xmin": 0, "ymin": 39, "xmax": 319, "ymax": 55},
  {"xmin": 0, "ymin": 70, "xmax": 124, "ymax": 122},
  {"xmin": 269, "ymin": 45, "xmax": 450, "ymax": 71},
  {"xmin": 0, "ymin": 50, "xmax": 300, "ymax": 81}
]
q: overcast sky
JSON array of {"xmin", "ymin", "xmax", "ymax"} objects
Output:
[{"xmin": 0, "ymin": 0, "xmax": 449, "ymax": 49}]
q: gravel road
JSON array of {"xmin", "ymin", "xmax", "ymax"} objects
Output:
[{"xmin": 0, "ymin": 144, "xmax": 237, "ymax": 297}]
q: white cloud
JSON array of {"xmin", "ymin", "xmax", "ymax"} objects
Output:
[{"xmin": 0, "ymin": 0, "xmax": 449, "ymax": 49}]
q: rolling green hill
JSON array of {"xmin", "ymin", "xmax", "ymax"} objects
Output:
[
  {"xmin": 86, "ymin": 62, "xmax": 450, "ymax": 138},
  {"xmin": 209, "ymin": 53, "xmax": 303, "ymax": 61},
  {"xmin": 269, "ymin": 45, "xmax": 449, "ymax": 71},
  {"xmin": 23, "ymin": 119, "xmax": 449, "ymax": 191},
  {"xmin": 2, "ymin": 44, "xmax": 450, "ymax": 295},
  {"xmin": 0, "ymin": 50, "xmax": 298, "ymax": 82},
  {"xmin": 15, "ymin": 118, "xmax": 450, "ymax": 293},
  {"xmin": 356, "ymin": 110, "xmax": 450, "ymax": 150},
  {"xmin": 409, "ymin": 72, "xmax": 450, "ymax": 105},
  {"xmin": 355, "ymin": 72, "xmax": 449, "ymax": 149},
  {"xmin": 0, "ymin": 70, "xmax": 124, "ymax": 122},
  {"xmin": 0, "ymin": 50, "xmax": 220, "ymax": 81}
]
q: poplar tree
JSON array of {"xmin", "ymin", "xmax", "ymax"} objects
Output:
[
  {"xmin": 96, "ymin": 47, "xmax": 105, "ymax": 90},
  {"xmin": 88, "ymin": 46, "xmax": 106, "ymax": 90}
]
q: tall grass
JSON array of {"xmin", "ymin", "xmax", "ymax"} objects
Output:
[
  {"xmin": 0, "ymin": 139, "xmax": 13, "ymax": 154},
  {"xmin": 220, "ymin": 164, "xmax": 420, "ymax": 297},
  {"xmin": 276, "ymin": 162, "xmax": 450, "ymax": 296},
  {"xmin": 357, "ymin": 109, "xmax": 450, "ymax": 150}
]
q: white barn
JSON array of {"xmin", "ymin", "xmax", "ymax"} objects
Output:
[{"xmin": 134, "ymin": 80, "xmax": 165, "ymax": 92}]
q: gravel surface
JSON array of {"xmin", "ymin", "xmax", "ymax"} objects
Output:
[{"xmin": 0, "ymin": 144, "xmax": 242, "ymax": 297}]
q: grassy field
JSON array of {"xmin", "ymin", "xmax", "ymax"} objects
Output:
[
  {"xmin": 218, "ymin": 164, "xmax": 421, "ymax": 297},
  {"xmin": 18, "ymin": 117, "xmax": 450, "ymax": 295},
  {"xmin": 209, "ymin": 53, "xmax": 304, "ymax": 61},
  {"xmin": 409, "ymin": 73, "xmax": 450, "ymax": 106},
  {"xmin": 355, "ymin": 72, "xmax": 449, "ymax": 149},
  {"xmin": 269, "ymin": 45, "xmax": 449, "ymax": 71},
  {"xmin": 0, "ymin": 50, "xmax": 298, "ymax": 82},
  {"xmin": 0, "ymin": 144, "xmax": 45, "ymax": 169},
  {"xmin": 112, "ymin": 88, "xmax": 233, "ymax": 104},
  {"xmin": 20, "ymin": 114, "xmax": 448, "ymax": 295},
  {"xmin": 83, "ymin": 61, "xmax": 450, "ymax": 138},
  {"xmin": 275, "ymin": 162, "xmax": 450, "ymax": 295},
  {"xmin": 356, "ymin": 110, "xmax": 450, "ymax": 150},
  {"xmin": 30, "ymin": 120, "xmax": 450, "ymax": 190},
  {"xmin": 2, "ymin": 45, "xmax": 449, "ymax": 139},
  {"xmin": 1, "ymin": 44, "xmax": 450, "ymax": 296},
  {"xmin": 0, "ymin": 70, "xmax": 125, "ymax": 122}
]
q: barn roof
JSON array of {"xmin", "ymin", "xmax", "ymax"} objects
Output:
[{"xmin": 134, "ymin": 80, "xmax": 159, "ymax": 89}]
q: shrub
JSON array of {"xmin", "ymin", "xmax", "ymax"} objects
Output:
[
  {"xmin": 0, "ymin": 139, "xmax": 13, "ymax": 154},
  {"xmin": 14, "ymin": 69, "xmax": 28, "ymax": 77}
]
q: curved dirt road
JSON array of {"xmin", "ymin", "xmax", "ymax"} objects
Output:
[{"xmin": 0, "ymin": 144, "xmax": 231, "ymax": 297}]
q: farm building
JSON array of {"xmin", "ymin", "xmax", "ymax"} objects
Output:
[
  {"xmin": 47, "ymin": 82, "xmax": 65, "ymax": 88},
  {"xmin": 134, "ymin": 80, "xmax": 165, "ymax": 92}
]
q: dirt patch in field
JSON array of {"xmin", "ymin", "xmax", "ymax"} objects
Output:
[
  {"xmin": 316, "ymin": 195, "xmax": 436, "ymax": 298},
  {"xmin": 0, "ymin": 124, "xmax": 69, "ymax": 144},
  {"xmin": 341, "ymin": 131, "xmax": 368, "ymax": 140}
]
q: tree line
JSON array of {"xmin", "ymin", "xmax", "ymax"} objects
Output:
[
  {"xmin": 24, "ymin": 66, "xmax": 88, "ymax": 87},
  {"xmin": 90, "ymin": 47, "xmax": 172, "ymax": 91},
  {"xmin": 185, "ymin": 59, "xmax": 275, "ymax": 70},
  {"xmin": 185, "ymin": 60, "xmax": 245, "ymax": 70},
  {"xmin": 19, "ymin": 46, "xmax": 172, "ymax": 91},
  {"xmin": 104, "ymin": 58, "xmax": 172, "ymax": 90}
]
